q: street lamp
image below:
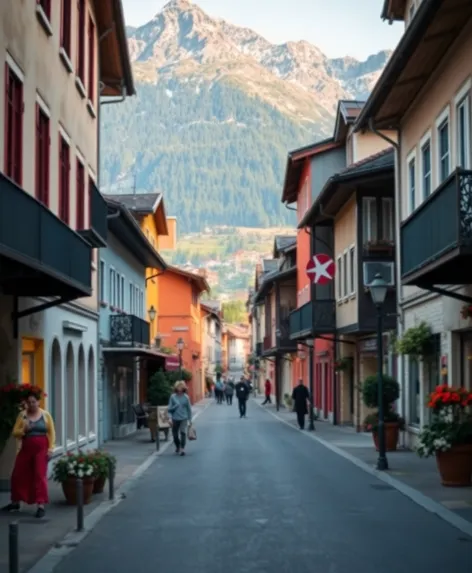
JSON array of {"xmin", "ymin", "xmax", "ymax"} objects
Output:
[
  {"xmin": 148, "ymin": 306, "xmax": 157, "ymax": 341},
  {"xmin": 368, "ymin": 273, "xmax": 389, "ymax": 471},
  {"xmin": 176, "ymin": 337, "xmax": 184, "ymax": 380}
]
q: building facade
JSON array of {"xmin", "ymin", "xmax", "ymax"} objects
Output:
[{"xmin": 0, "ymin": 0, "xmax": 133, "ymax": 488}]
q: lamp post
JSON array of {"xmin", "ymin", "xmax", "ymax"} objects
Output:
[
  {"xmin": 176, "ymin": 337, "xmax": 184, "ymax": 380},
  {"xmin": 368, "ymin": 273, "xmax": 389, "ymax": 471},
  {"xmin": 148, "ymin": 305, "xmax": 157, "ymax": 341}
]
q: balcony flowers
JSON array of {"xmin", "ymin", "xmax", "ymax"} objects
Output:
[
  {"xmin": 417, "ymin": 385, "xmax": 472, "ymax": 486},
  {"xmin": 0, "ymin": 383, "xmax": 45, "ymax": 455},
  {"xmin": 334, "ymin": 357, "xmax": 351, "ymax": 373},
  {"xmin": 460, "ymin": 305, "xmax": 472, "ymax": 320},
  {"xmin": 53, "ymin": 450, "xmax": 97, "ymax": 505}
]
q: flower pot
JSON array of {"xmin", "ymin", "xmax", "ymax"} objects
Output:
[
  {"xmin": 372, "ymin": 422, "xmax": 399, "ymax": 452},
  {"xmin": 435, "ymin": 444, "xmax": 472, "ymax": 487},
  {"xmin": 93, "ymin": 476, "xmax": 107, "ymax": 494},
  {"xmin": 61, "ymin": 477, "xmax": 95, "ymax": 505}
]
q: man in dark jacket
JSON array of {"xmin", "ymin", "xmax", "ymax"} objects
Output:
[
  {"xmin": 235, "ymin": 376, "xmax": 250, "ymax": 418},
  {"xmin": 292, "ymin": 379, "xmax": 310, "ymax": 430}
]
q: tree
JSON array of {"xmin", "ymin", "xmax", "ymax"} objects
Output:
[{"xmin": 222, "ymin": 300, "xmax": 247, "ymax": 324}]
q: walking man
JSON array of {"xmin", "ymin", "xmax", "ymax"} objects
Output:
[
  {"xmin": 262, "ymin": 378, "xmax": 272, "ymax": 405},
  {"xmin": 292, "ymin": 379, "xmax": 310, "ymax": 430},
  {"xmin": 235, "ymin": 376, "xmax": 250, "ymax": 418},
  {"xmin": 215, "ymin": 373, "xmax": 224, "ymax": 404},
  {"xmin": 224, "ymin": 379, "xmax": 234, "ymax": 405}
]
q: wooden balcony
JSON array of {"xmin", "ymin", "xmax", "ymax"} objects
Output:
[
  {"xmin": 289, "ymin": 300, "xmax": 336, "ymax": 340},
  {"xmin": 401, "ymin": 168, "xmax": 472, "ymax": 285}
]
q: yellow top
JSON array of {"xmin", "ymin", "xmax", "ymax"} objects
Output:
[{"xmin": 12, "ymin": 409, "xmax": 56, "ymax": 454}]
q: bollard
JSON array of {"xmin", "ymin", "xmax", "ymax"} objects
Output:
[
  {"xmin": 76, "ymin": 478, "xmax": 84, "ymax": 532},
  {"xmin": 108, "ymin": 458, "xmax": 115, "ymax": 501},
  {"xmin": 9, "ymin": 522, "xmax": 19, "ymax": 573}
]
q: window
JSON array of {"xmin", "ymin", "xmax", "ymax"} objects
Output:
[
  {"xmin": 437, "ymin": 113, "xmax": 450, "ymax": 183},
  {"xmin": 129, "ymin": 283, "xmax": 134, "ymax": 314},
  {"xmin": 109, "ymin": 269, "xmax": 116, "ymax": 307},
  {"xmin": 60, "ymin": 0, "xmax": 72, "ymax": 57},
  {"xmin": 4, "ymin": 64, "xmax": 23, "ymax": 185},
  {"xmin": 59, "ymin": 135, "xmax": 70, "ymax": 223},
  {"xmin": 77, "ymin": 0, "xmax": 86, "ymax": 84},
  {"xmin": 76, "ymin": 159, "xmax": 85, "ymax": 229},
  {"xmin": 456, "ymin": 95, "xmax": 470, "ymax": 168},
  {"xmin": 115, "ymin": 273, "xmax": 121, "ymax": 309},
  {"xmin": 35, "ymin": 104, "xmax": 49, "ymax": 206},
  {"xmin": 99, "ymin": 260, "xmax": 106, "ymax": 301},
  {"xmin": 421, "ymin": 138, "xmax": 432, "ymax": 199},
  {"xmin": 88, "ymin": 16, "xmax": 95, "ymax": 102},
  {"xmin": 336, "ymin": 256, "xmax": 342, "ymax": 300},
  {"xmin": 121, "ymin": 276, "xmax": 125, "ymax": 311},
  {"xmin": 381, "ymin": 198, "xmax": 394, "ymax": 241},
  {"xmin": 342, "ymin": 251, "xmax": 348, "ymax": 297},
  {"xmin": 362, "ymin": 197, "xmax": 377, "ymax": 242},
  {"xmin": 349, "ymin": 246, "xmax": 355, "ymax": 295},
  {"xmin": 408, "ymin": 155, "xmax": 416, "ymax": 213},
  {"xmin": 408, "ymin": 357, "xmax": 420, "ymax": 426},
  {"xmin": 37, "ymin": 0, "xmax": 51, "ymax": 19}
]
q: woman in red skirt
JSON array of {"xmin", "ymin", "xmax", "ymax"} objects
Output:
[{"xmin": 3, "ymin": 389, "xmax": 56, "ymax": 518}]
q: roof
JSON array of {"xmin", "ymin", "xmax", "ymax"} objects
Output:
[
  {"xmin": 95, "ymin": 1, "xmax": 135, "ymax": 96},
  {"xmin": 225, "ymin": 324, "xmax": 250, "ymax": 339},
  {"xmin": 201, "ymin": 302, "xmax": 221, "ymax": 322},
  {"xmin": 355, "ymin": 0, "xmax": 472, "ymax": 131},
  {"xmin": 105, "ymin": 193, "xmax": 169, "ymax": 235},
  {"xmin": 298, "ymin": 148, "xmax": 394, "ymax": 228},
  {"xmin": 333, "ymin": 99, "xmax": 366, "ymax": 143},
  {"xmin": 105, "ymin": 198, "xmax": 167, "ymax": 270},
  {"xmin": 280, "ymin": 138, "xmax": 340, "ymax": 204},
  {"xmin": 273, "ymin": 235, "xmax": 296, "ymax": 257},
  {"xmin": 165, "ymin": 266, "xmax": 210, "ymax": 293},
  {"xmin": 262, "ymin": 259, "xmax": 279, "ymax": 273},
  {"xmin": 381, "ymin": 0, "xmax": 407, "ymax": 21}
]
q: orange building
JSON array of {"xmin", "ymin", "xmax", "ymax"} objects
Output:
[
  {"xmin": 157, "ymin": 266, "xmax": 210, "ymax": 403},
  {"xmin": 221, "ymin": 327, "xmax": 229, "ymax": 373}
]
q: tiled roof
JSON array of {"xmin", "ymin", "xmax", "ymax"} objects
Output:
[
  {"xmin": 337, "ymin": 147, "xmax": 394, "ymax": 179},
  {"xmin": 262, "ymin": 259, "xmax": 279, "ymax": 273},
  {"xmin": 104, "ymin": 192, "xmax": 162, "ymax": 213},
  {"xmin": 275, "ymin": 235, "xmax": 296, "ymax": 252}
]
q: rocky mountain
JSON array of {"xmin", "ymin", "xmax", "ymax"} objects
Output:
[{"xmin": 100, "ymin": 0, "xmax": 391, "ymax": 232}]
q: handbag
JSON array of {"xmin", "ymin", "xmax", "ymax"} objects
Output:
[{"xmin": 187, "ymin": 424, "xmax": 197, "ymax": 441}]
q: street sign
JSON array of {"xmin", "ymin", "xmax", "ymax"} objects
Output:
[{"xmin": 306, "ymin": 254, "xmax": 335, "ymax": 285}]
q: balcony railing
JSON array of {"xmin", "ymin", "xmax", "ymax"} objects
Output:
[
  {"xmin": 289, "ymin": 300, "xmax": 336, "ymax": 339},
  {"xmin": 276, "ymin": 317, "xmax": 297, "ymax": 351},
  {"xmin": 78, "ymin": 181, "xmax": 108, "ymax": 248},
  {"xmin": 110, "ymin": 314, "xmax": 150, "ymax": 347},
  {"xmin": 401, "ymin": 168, "xmax": 472, "ymax": 283},
  {"xmin": 0, "ymin": 172, "xmax": 92, "ymax": 296}
]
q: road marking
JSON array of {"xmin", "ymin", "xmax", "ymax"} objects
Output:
[
  {"xmin": 27, "ymin": 401, "xmax": 212, "ymax": 573},
  {"xmin": 257, "ymin": 400, "xmax": 472, "ymax": 540}
]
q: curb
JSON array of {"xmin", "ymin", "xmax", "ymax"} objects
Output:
[
  {"xmin": 27, "ymin": 401, "xmax": 212, "ymax": 573},
  {"xmin": 257, "ymin": 400, "xmax": 472, "ymax": 540}
]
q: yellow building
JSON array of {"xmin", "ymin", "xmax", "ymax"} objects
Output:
[{"xmin": 105, "ymin": 193, "xmax": 170, "ymax": 343}]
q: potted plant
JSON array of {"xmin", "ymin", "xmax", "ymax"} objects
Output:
[
  {"xmin": 91, "ymin": 450, "xmax": 116, "ymax": 494},
  {"xmin": 284, "ymin": 393, "xmax": 293, "ymax": 410},
  {"xmin": 52, "ymin": 450, "xmax": 96, "ymax": 505},
  {"xmin": 0, "ymin": 382, "xmax": 45, "ymax": 456},
  {"xmin": 361, "ymin": 374, "xmax": 404, "ymax": 451},
  {"xmin": 417, "ymin": 385, "xmax": 472, "ymax": 486},
  {"xmin": 396, "ymin": 322, "xmax": 434, "ymax": 359},
  {"xmin": 334, "ymin": 357, "xmax": 351, "ymax": 373}
]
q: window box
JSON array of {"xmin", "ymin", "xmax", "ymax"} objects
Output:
[
  {"xmin": 75, "ymin": 76, "xmax": 87, "ymax": 99},
  {"xmin": 36, "ymin": 3, "xmax": 53, "ymax": 36}
]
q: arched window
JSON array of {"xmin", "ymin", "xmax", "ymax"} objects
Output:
[
  {"xmin": 78, "ymin": 345, "xmax": 86, "ymax": 439},
  {"xmin": 88, "ymin": 347, "xmax": 96, "ymax": 436},
  {"xmin": 65, "ymin": 343, "xmax": 75, "ymax": 444},
  {"xmin": 50, "ymin": 339, "xmax": 62, "ymax": 447}
]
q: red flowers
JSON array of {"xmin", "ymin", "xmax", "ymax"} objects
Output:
[{"xmin": 427, "ymin": 385, "xmax": 472, "ymax": 409}]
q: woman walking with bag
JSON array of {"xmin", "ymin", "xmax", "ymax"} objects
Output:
[
  {"xmin": 2, "ymin": 388, "xmax": 55, "ymax": 518},
  {"xmin": 168, "ymin": 381, "xmax": 193, "ymax": 456}
]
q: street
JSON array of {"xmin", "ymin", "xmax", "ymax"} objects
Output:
[{"xmin": 53, "ymin": 401, "xmax": 472, "ymax": 573}]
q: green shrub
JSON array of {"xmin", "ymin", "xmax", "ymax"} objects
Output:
[{"xmin": 361, "ymin": 374, "xmax": 400, "ymax": 409}]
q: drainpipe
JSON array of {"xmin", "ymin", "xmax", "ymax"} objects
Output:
[{"xmin": 367, "ymin": 119, "xmax": 405, "ymax": 447}]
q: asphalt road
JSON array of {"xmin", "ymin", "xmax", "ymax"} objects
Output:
[{"xmin": 53, "ymin": 400, "xmax": 472, "ymax": 573}]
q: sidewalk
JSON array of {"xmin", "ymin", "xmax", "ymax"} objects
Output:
[
  {"xmin": 0, "ymin": 399, "xmax": 210, "ymax": 573},
  {"xmin": 257, "ymin": 399, "xmax": 472, "ymax": 526}
]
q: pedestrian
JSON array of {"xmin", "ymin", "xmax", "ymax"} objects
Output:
[
  {"xmin": 2, "ymin": 389, "xmax": 56, "ymax": 518},
  {"xmin": 292, "ymin": 379, "xmax": 310, "ymax": 430},
  {"xmin": 215, "ymin": 373, "xmax": 224, "ymax": 404},
  {"xmin": 262, "ymin": 378, "xmax": 272, "ymax": 405},
  {"xmin": 168, "ymin": 381, "xmax": 193, "ymax": 456},
  {"xmin": 235, "ymin": 376, "xmax": 250, "ymax": 418},
  {"xmin": 224, "ymin": 379, "xmax": 234, "ymax": 405}
]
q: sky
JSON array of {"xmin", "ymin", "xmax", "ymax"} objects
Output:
[{"xmin": 121, "ymin": 0, "xmax": 404, "ymax": 60}]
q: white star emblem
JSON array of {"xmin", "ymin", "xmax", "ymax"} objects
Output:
[{"xmin": 307, "ymin": 255, "xmax": 334, "ymax": 283}]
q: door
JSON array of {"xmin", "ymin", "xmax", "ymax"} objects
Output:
[{"xmin": 323, "ymin": 362, "xmax": 329, "ymax": 418}]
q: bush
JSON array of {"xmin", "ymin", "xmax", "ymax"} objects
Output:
[
  {"xmin": 361, "ymin": 374, "xmax": 400, "ymax": 409},
  {"xmin": 147, "ymin": 370, "xmax": 173, "ymax": 406}
]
